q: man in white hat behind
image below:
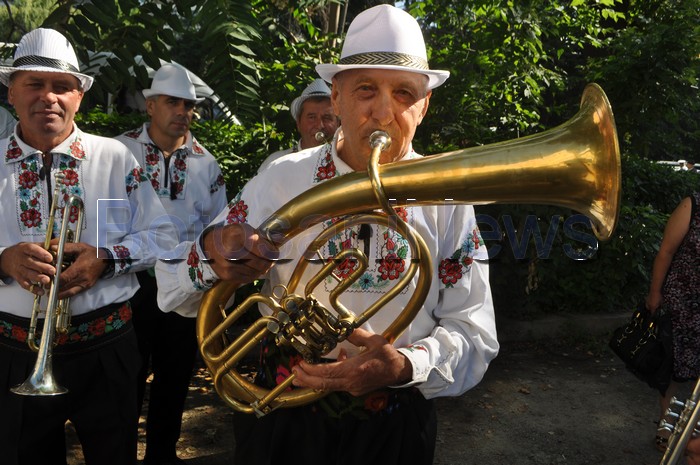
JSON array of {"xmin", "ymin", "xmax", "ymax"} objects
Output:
[
  {"xmin": 257, "ymin": 78, "xmax": 339, "ymax": 172},
  {"xmin": 0, "ymin": 28, "xmax": 174, "ymax": 465},
  {"xmin": 115, "ymin": 62, "xmax": 227, "ymax": 465},
  {"xmin": 156, "ymin": 5, "xmax": 498, "ymax": 464}
]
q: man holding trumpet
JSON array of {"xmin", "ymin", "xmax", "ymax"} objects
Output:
[{"xmin": 0, "ymin": 28, "xmax": 172, "ymax": 464}]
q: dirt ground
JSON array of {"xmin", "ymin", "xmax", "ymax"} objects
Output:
[{"xmin": 65, "ymin": 335, "xmax": 690, "ymax": 465}]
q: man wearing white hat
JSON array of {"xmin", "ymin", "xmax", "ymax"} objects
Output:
[
  {"xmin": 257, "ymin": 78, "xmax": 339, "ymax": 172},
  {"xmin": 115, "ymin": 62, "xmax": 227, "ymax": 465},
  {"xmin": 0, "ymin": 28, "xmax": 174, "ymax": 465},
  {"xmin": 156, "ymin": 5, "xmax": 498, "ymax": 464}
]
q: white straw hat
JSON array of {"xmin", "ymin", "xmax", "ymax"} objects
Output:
[
  {"xmin": 316, "ymin": 5, "xmax": 449, "ymax": 89},
  {"xmin": 142, "ymin": 63, "xmax": 204, "ymax": 102},
  {"xmin": 289, "ymin": 79, "xmax": 332, "ymax": 120},
  {"xmin": 0, "ymin": 28, "xmax": 94, "ymax": 91}
]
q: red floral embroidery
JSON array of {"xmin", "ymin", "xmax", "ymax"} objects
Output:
[
  {"xmin": 335, "ymin": 257, "xmax": 358, "ymax": 279},
  {"xmin": 316, "ymin": 162, "xmax": 336, "ymax": 180},
  {"xmin": 62, "ymin": 169, "xmax": 79, "ymax": 186},
  {"xmin": 113, "ymin": 245, "xmax": 130, "ymax": 259},
  {"xmin": 18, "ymin": 170, "xmax": 40, "ymax": 189},
  {"xmin": 11, "ymin": 325, "xmax": 27, "ymax": 343},
  {"xmin": 394, "ymin": 207, "xmax": 408, "ymax": 222},
  {"xmin": 187, "ymin": 245, "xmax": 199, "ymax": 268},
  {"xmin": 145, "ymin": 152, "xmax": 159, "ymax": 165},
  {"xmin": 20, "ymin": 208, "xmax": 41, "ymax": 228},
  {"xmin": 119, "ymin": 306, "xmax": 131, "ymax": 321},
  {"xmin": 315, "ymin": 150, "xmax": 336, "ymax": 181},
  {"xmin": 226, "ymin": 199, "xmax": 248, "ymax": 224},
  {"xmin": 69, "ymin": 139, "xmax": 85, "ymax": 159},
  {"xmin": 89, "ymin": 318, "xmax": 107, "ymax": 335},
  {"xmin": 6, "ymin": 138, "xmax": 22, "ymax": 160},
  {"xmin": 439, "ymin": 258, "xmax": 463, "ymax": 285},
  {"xmin": 378, "ymin": 253, "xmax": 405, "ymax": 280},
  {"xmin": 67, "ymin": 204, "xmax": 80, "ymax": 223}
]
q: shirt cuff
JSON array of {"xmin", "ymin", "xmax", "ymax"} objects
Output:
[{"xmin": 393, "ymin": 344, "xmax": 432, "ymax": 388}]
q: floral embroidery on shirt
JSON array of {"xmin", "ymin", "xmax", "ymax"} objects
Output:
[
  {"xmin": 314, "ymin": 146, "xmax": 336, "ymax": 182},
  {"xmin": 438, "ymin": 226, "xmax": 483, "ymax": 288},
  {"xmin": 192, "ymin": 139, "xmax": 205, "ymax": 154},
  {"xmin": 140, "ymin": 143, "xmax": 188, "ymax": 199},
  {"xmin": 170, "ymin": 153, "xmax": 187, "ymax": 198},
  {"xmin": 68, "ymin": 138, "xmax": 86, "ymax": 159},
  {"xmin": 5, "ymin": 136, "xmax": 22, "ymax": 160},
  {"xmin": 405, "ymin": 343, "xmax": 428, "ymax": 353},
  {"xmin": 107, "ymin": 244, "xmax": 133, "ymax": 276},
  {"xmin": 225, "ymin": 193, "xmax": 249, "ymax": 224},
  {"xmin": 324, "ymin": 207, "xmax": 413, "ymax": 294},
  {"xmin": 187, "ymin": 243, "xmax": 214, "ymax": 291},
  {"xmin": 125, "ymin": 166, "xmax": 148, "ymax": 196},
  {"xmin": 210, "ymin": 173, "xmax": 225, "ymax": 194},
  {"xmin": 122, "ymin": 127, "xmax": 143, "ymax": 139},
  {"xmin": 15, "ymin": 153, "xmax": 85, "ymax": 236}
]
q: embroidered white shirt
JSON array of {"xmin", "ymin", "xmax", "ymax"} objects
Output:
[
  {"xmin": 0, "ymin": 125, "xmax": 175, "ymax": 317},
  {"xmin": 155, "ymin": 141, "xmax": 499, "ymax": 398},
  {"xmin": 116, "ymin": 123, "xmax": 227, "ymax": 317}
]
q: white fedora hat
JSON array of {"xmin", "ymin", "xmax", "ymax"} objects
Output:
[
  {"xmin": 316, "ymin": 5, "xmax": 449, "ymax": 89},
  {"xmin": 0, "ymin": 28, "xmax": 94, "ymax": 91},
  {"xmin": 289, "ymin": 78, "xmax": 332, "ymax": 120},
  {"xmin": 142, "ymin": 63, "xmax": 204, "ymax": 102}
]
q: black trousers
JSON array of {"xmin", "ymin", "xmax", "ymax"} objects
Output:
[
  {"xmin": 0, "ymin": 313, "xmax": 140, "ymax": 465},
  {"xmin": 232, "ymin": 390, "xmax": 437, "ymax": 465},
  {"xmin": 131, "ymin": 271, "xmax": 198, "ymax": 462}
]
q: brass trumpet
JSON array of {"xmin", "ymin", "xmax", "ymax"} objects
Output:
[
  {"xmin": 11, "ymin": 173, "xmax": 84, "ymax": 396},
  {"xmin": 197, "ymin": 83, "xmax": 621, "ymax": 416}
]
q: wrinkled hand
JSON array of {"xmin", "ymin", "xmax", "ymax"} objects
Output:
[
  {"xmin": 203, "ymin": 223, "xmax": 278, "ymax": 285},
  {"xmin": 0, "ymin": 242, "xmax": 55, "ymax": 296},
  {"xmin": 53, "ymin": 240, "xmax": 106, "ymax": 299},
  {"xmin": 291, "ymin": 328, "xmax": 413, "ymax": 396}
]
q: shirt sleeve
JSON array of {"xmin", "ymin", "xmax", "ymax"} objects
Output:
[
  {"xmin": 396, "ymin": 205, "xmax": 499, "ymax": 398},
  {"xmin": 101, "ymin": 154, "xmax": 177, "ymax": 276}
]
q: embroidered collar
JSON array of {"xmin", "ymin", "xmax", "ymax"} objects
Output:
[
  {"xmin": 4, "ymin": 125, "xmax": 88, "ymax": 164},
  {"xmin": 124, "ymin": 123, "xmax": 205, "ymax": 157}
]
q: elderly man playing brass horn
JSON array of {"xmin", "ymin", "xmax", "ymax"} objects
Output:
[
  {"xmin": 156, "ymin": 5, "xmax": 498, "ymax": 464},
  {"xmin": 0, "ymin": 28, "xmax": 173, "ymax": 465}
]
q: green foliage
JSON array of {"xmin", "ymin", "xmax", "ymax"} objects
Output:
[
  {"xmin": 74, "ymin": 108, "xmax": 146, "ymax": 137},
  {"xmin": 585, "ymin": 0, "xmax": 700, "ymax": 161},
  {"xmin": 74, "ymin": 109, "xmax": 283, "ymax": 198}
]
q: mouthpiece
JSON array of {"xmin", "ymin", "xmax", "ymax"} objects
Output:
[
  {"xmin": 315, "ymin": 132, "xmax": 327, "ymax": 143},
  {"xmin": 369, "ymin": 131, "xmax": 391, "ymax": 151}
]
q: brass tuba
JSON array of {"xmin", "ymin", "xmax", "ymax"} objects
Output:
[
  {"xmin": 197, "ymin": 83, "xmax": 621, "ymax": 416},
  {"xmin": 11, "ymin": 173, "xmax": 84, "ymax": 396}
]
